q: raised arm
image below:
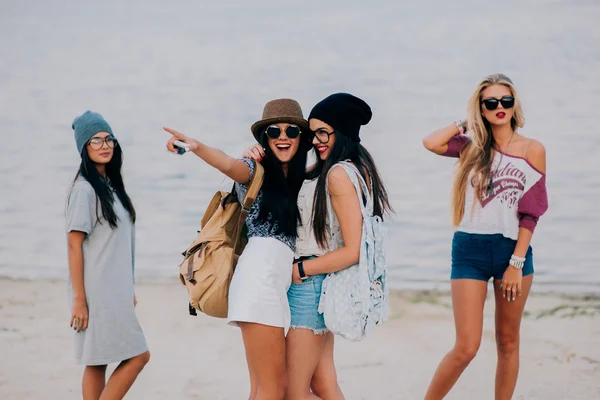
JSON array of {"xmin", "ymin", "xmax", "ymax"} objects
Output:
[
  {"xmin": 422, "ymin": 121, "xmax": 470, "ymax": 157},
  {"xmin": 164, "ymin": 127, "xmax": 251, "ymax": 184}
]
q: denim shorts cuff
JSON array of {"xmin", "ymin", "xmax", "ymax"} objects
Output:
[
  {"xmin": 290, "ymin": 325, "xmax": 328, "ymax": 335},
  {"xmin": 450, "ymin": 275, "xmax": 489, "ymax": 282}
]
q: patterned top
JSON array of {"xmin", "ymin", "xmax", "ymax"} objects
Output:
[
  {"xmin": 235, "ymin": 158, "xmax": 295, "ymax": 251},
  {"xmin": 444, "ymin": 135, "xmax": 549, "ymax": 240}
]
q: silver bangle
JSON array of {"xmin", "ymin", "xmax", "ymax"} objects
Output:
[
  {"xmin": 509, "ymin": 255, "xmax": 525, "ymax": 269},
  {"xmin": 453, "ymin": 120, "xmax": 466, "ymax": 135}
]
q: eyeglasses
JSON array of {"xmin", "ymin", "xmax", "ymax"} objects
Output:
[
  {"xmin": 312, "ymin": 128, "xmax": 336, "ymax": 144},
  {"xmin": 265, "ymin": 125, "xmax": 301, "ymax": 139},
  {"xmin": 88, "ymin": 136, "xmax": 117, "ymax": 150},
  {"xmin": 481, "ymin": 96, "xmax": 515, "ymax": 111}
]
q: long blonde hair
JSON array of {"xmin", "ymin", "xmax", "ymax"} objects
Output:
[{"xmin": 451, "ymin": 73, "xmax": 525, "ymax": 226}]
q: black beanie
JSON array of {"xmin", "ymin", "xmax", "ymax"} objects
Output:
[{"xmin": 308, "ymin": 93, "xmax": 372, "ymax": 142}]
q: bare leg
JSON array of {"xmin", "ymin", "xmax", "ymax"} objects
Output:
[
  {"xmin": 424, "ymin": 279, "xmax": 488, "ymax": 400},
  {"xmin": 285, "ymin": 328, "xmax": 326, "ymax": 400},
  {"xmin": 493, "ymin": 275, "xmax": 533, "ymax": 400},
  {"xmin": 99, "ymin": 351, "xmax": 150, "ymax": 400},
  {"xmin": 245, "ymin": 341, "xmax": 258, "ymax": 400},
  {"xmin": 311, "ymin": 332, "xmax": 344, "ymax": 400},
  {"xmin": 239, "ymin": 322, "xmax": 287, "ymax": 400},
  {"xmin": 83, "ymin": 365, "xmax": 107, "ymax": 400}
]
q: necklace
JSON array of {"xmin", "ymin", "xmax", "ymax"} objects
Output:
[{"xmin": 487, "ymin": 131, "xmax": 515, "ymax": 196}]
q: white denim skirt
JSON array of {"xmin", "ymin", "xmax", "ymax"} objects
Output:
[{"xmin": 227, "ymin": 237, "xmax": 293, "ymax": 335}]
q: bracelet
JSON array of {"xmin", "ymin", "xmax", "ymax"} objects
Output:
[
  {"xmin": 453, "ymin": 120, "xmax": 466, "ymax": 135},
  {"xmin": 297, "ymin": 261, "xmax": 309, "ymax": 281},
  {"xmin": 509, "ymin": 254, "xmax": 526, "ymax": 269}
]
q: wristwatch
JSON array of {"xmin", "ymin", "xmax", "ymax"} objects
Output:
[
  {"xmin": 509, "ymin": 255, "xmax": 525, "ymax": 269},
  {"xmin": 297, "ymin": 261, "xmax": 309, "ymax": 281}
]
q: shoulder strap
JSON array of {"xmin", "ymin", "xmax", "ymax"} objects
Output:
[
  {"xmin": 522, "ymin": 139, "xmax": 533, "ymax": 158},
  {"xmin": 241, "ymin": 161, "xmax": 264, "ymax": 216},
  {"xmin": 339, "ymin": 161, "xmax": 371, "ymax": 192},
  {"xmin": 232, "ymin": 161, "xmax": 265, "ymax": 247},
  {"xmin": 337, "ymin": 161, "xmax": 373, "ymax": 213}
]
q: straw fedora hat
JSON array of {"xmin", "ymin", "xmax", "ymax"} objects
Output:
[{"xmin": 251, "ymin": 98, "xmax": 309, "ymax": 142}]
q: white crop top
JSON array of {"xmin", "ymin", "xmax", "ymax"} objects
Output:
[{"xmin": 444, "ymin": 135, "xmax": 548, "ymax": 240}]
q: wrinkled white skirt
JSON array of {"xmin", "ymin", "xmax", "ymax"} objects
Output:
[{"xmin": 227, "ymin": 237, "xmax": 293, "ymax": 335}]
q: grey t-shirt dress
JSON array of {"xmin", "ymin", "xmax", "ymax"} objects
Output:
[{"xmin": 66, "ymin": 178, "xmax": 148, "ymax": 366}]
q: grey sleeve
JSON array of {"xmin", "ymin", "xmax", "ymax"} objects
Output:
[
  {"xmin": 66, "ymin": 183, "xmax": 96, "ymax": 234},
  {"xmin": 131, "ymin": 225, "xmax": 136, "ymax": 283}
]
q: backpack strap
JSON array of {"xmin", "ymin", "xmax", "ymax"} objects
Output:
[
  {"xmin": 324, "ymin": 162, "xmax": 371, "ymax": 244},
  {"xmin": 337, "ymin": 161, "xmax": 373, "ymax": 215},
  {"xmin": 232, "ymin": 161, "xmax": 265, "ymax": 249},
  {"xmin": 241, "ymin": 161, "xmax": 264, "ymax": 216}
]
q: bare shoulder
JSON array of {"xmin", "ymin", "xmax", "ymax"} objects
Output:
[
  {"xmin": 524, "ymin": 138, "xmax": 546, "ymax": 174},
  {"xmin": 327, "ymin": 165, "xmax": 356, "ymax": 196}
]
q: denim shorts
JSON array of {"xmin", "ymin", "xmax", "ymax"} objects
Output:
[
  {"xmin": 288, "ymin": 257, "xmax": 327, "ymax": 334},
  {"xmin": 451, "ymin": 231, "xmax": 534, "ymax": 281}
]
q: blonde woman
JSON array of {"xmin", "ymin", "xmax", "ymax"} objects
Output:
[{"xmin": 422, "ymin": 74, "xmax": 548, "ymax": 400}]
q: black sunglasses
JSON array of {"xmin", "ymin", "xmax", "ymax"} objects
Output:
[
  {"xmin": 265, "ymin": 124, "xmax": 301, "ymax": 139},
  {"xmin": 312, "ymin": 128, "xmax": 336, "ymax": 144},
  {"xmin": 481, "ymin": 96, "xmax": 515, "ymax": 111}
]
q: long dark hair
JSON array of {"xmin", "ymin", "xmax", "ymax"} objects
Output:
[
  {"xmin": 255, "ymin": 128, "xmax": 309, "ymax": 238},
  {"xmin": 72, "ymin": 143, "xmax": 136, "ymax": 229},
  {"xmin": 307, "ymin": 132, "xmax": 393, "ymax": 248}
]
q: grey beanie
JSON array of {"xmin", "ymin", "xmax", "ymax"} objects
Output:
[{"xmin": 72, "ymin": 111, "xmax": 114, "ymax": 154}]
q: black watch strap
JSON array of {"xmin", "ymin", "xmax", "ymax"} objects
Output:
[{"xmin": 298, "ymin": 261, "xmax": 308, "ymax": 280}]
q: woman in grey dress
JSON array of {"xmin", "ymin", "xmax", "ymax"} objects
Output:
[{"xmin": 66, "ymin": 111, "xmax": 150, "ymax": 399}]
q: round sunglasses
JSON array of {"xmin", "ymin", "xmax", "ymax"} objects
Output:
[
  {"xmin": 312, "ymin": 128, "xmax": 336, "ymax": 144},
  {"xmin": 265, "ymin": 125, "xmax": 301, "ymax": 139},
  {"xmin": 88, "ymin": 136, "xmax": 117, "ymax": 150},
  {"xmin": 481, "ymin": 96, "xmax": 515, "ymax": 111}
]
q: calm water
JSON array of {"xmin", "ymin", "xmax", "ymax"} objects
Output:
[{"xmin": 1, "ymin": 0, "xmax": 599, "ymax": 292}]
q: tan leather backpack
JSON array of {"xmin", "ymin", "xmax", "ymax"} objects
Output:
[{"xmin": 179, "ymin": 162, "xmax": 264, "ymax": 318}]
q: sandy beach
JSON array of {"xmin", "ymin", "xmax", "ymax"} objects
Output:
[
  {"xmin": 1, "ymin": 1, "xmax": 599, "ymax": 399},
  {"xmin": 1, "ymin": 279, "xmax": 598, "ymax": 399}
]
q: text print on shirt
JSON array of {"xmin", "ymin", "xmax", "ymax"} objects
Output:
[{"xmin": 480, "ymin": 161, "xmax": 526, "ymax": 207}]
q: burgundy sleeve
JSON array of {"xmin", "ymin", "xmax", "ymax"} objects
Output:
[
  {"xmin": 442, "ymin": 135, "xmax": 471, "ymax": 158},
  {"xmin": 518, "ymin": 174, "xmax": 548, "ymax": 233}
]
